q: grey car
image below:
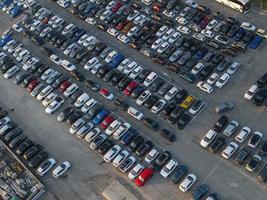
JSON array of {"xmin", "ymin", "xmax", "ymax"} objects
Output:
[
  {"xmin": 100, "ymin": 46, "xmax": 112, "ymax": 59},
  {"xmin": 178, "ymin": 52, "xmax": 191, "ymax": 66},
  {"xmin": 169, "ymin": 49, "xmax": 183, "ymax": 62},
  {"xmin": 223, "ymin": 120, "xmax": 239, "ymax": 137},
  {"xmin": 158, "ymin": 82, "xmax": 172, "ymax": 97},
  {"xmin": 216, "ymin": 58, "xmax": 231, "ymax": 72},
  {"xmin": 215, "ymin": 102, "xmax": 235, "ymax": 114},
  {"xmin": 31, "ymin": 82, "xmax": 45, "ymax": 97}
]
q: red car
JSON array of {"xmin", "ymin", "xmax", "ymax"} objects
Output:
[
  {"xmin": 111, "ymin": 2, "xmax": 123, "ymax": 13},
  {"xmin": 100, "ymin": 115, "xmax": 115, "ymax": 130},
  {"xmin": 59, "ymin": 80, "xmax": 71, "ymax": 93},
  {"xmin": 135, "ymin": 168, "xmax": 154, "ymax": 187},
  {"xmin": 27, "ymin": 80, "xmax": 39, "ymax": 92},
  {"xmin": 199, "ymin": 15, "xmax": 212, "ymax": 29},
  {"xmin": 124, "ymin": 81, "xmax": 138, "ymax": 96},
  {"xmin": 151, "ymin": 3, "xmax": 162, "ymax": 13},
  {"xmin": 116, "ymin": 20, "xmax": 129, "ymax": 30}
]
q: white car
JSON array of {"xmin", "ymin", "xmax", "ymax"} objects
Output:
[
  {"xmin": 215, "ymin": 73, "xmax": 230, "ymax": 88},
  {"xmin": 177, "ymin": 26, "xmax": 191, "ymax": 35},
  {"xmin": 37, "ymin": 158, "xmax": 56, "ymax": 176},
  {"xmin": 105, "ymin": 51, "xmax": 117, "ymax": 63},
  {"xmin": 42, "ymin": 92, "xmax": 57, "ymax": 107},
  {"xmin": 160, "ymin": 159, "xmax": 178, "ymax": 178},
  {"xmin": 45, "ymin": 97, "xmax": 64, "ymax": 114},
  {"xmin": 61, "ymin": 59, "xmax": 76, "ymax": 71},
  {"xmin": 156, "ymin": 25, "xmax": 168, "ymax": 37},
  {"xmin": 193, "ymin": 33, "xmax": 206, "ymax": 42},
  {"xmin": 207, "ymin": 73, "xmax": 219, "ymax": 85},
  {"xmin": 81, "ymin": 98, "xmax": 97, "ymax": 113},
  {"xmin": 85, "ymin": 17, "xmax": 96, "ymax": 25},
  {"xmin": 113, "ymin": 123, "xmax": 131, "ymax": 140},
  {"xmin": 128, "ymin": 163, "xmax": 144, "ymax": 180},
  {"xmin": 105, "ymin": 120, "xmax": 121, "ymax": 135},
  {"xmin": 50, "ymin": 54, "xmax": 62, "ymax": 65},
  {"xmin": 129, "ymin": 66, "xmax": 143, "ymax": 79},
  {"xmin": 151, "ymin": 38, "xmax": 164, "ymax": 50},
  {"xmin": 107, "ymin": 27, "xmax": 119, "ymax": 37},
  {"xmin": 113, "ymin": 150, "xmax": 129, "ymax": 167},
  {"xmin": 200, "ymin": 129, "xmax": 217, "ymax": 148},
  {"xmin": 197, "ymin": 82, "xmax": 213, "ymax": 94},
  {"xmin": 84, "ymin": 57, "xmax": 99, "ymax": 70},
  {"xmin": 103, "ymin": 145, "xmax": 121, "ymax": 162},
  {"xmin": 84, "ymin": 127, "xmax": 101, "ymax": 143},
  {"xmin": 162, "ymin": 28, "xmax": 175, "ymax": 41},
  {"xmin": 151, "ymin": 99, "xmax": 166, "ymax": 114},
  {"xmin": 179, "ymin": 173, "xmax": 197, "ymax": 192},
  {"xmin": 186, "ymin": 0, "xmax": 198, "ymax": 8},
  {"xmin": 37, "ymin": 85, "xmax": 53, "ymax": 101},
  {"xmin": 206, "ymin": 19, "xmax": 218, "ymax": 30},
  {"xmin": 70, "ymin": 118, "xmax": 85, "ymax": 134},
  {"xmin": 63, "ymin": 83, "xmax": 78, "ymax": 97},
  {"xmin": 117, "ymin": 58, "xmax": 132, "ymax": 71},
  {"xmin": 143, "ymin": 72, "xmax": 158, "ymax": 87},
  {"xmin": 191, "ymin": 62, "xmax": 204, "ymax": 75},
  {"xmin": 76, "ymin": 122, "xmax": 94, "ymax": 139},
  {"xmin": 144, "ymin": 148, "xmax": 159, "ymax": 164},
  {"xmin": 227, "ymin": 62, "xmax": 240, "ymax": 75},
  {"xmin": 23, "ymin": 57, "xmax": 39, "ymax": 71},
  {"xmin": 127, "ymin": 26, "xmax": 139, "ymax": 37},
  {"xmin": 176, "ymin": 16, "xmax": 188, "ymax": 25},
  {"xmin": 168, "ymin": 32, "xmax": 181, "ymax": 44},
  {"xmin": 4, "ymin": 65, "xmax": 19, "ymax": 79},
  {"xmin": 74, "ymin": 93, "xmax": 90, "ymax": 108},
  {"xmin": 12, "ymin": 24, "xmax": 23, "ymax": 32},
  {"xmin": 163, "ymin": 10, "xmax": 175, "ymax": 18},
  {"xmin": 248, "ymin": 131, "xmax": 263, "ymax": 148},
  {"xmin": 157, "ymin": 42, "xmax": 170, "ymax": 54},
  {"xmin": 201, "ymin": 29, "xmax": 214, "ymax": 38},
  {"xmin": 164, "ymin": 87, "xmax": 179, "ymax": 101},
  {"xmin": 241, "ymin": 22, "xmax": 256, "ymax": 31},
  {"xmin": 52, "ymin": 161, "xmax": 71, "ymax": 178},
  {"xmin": 136, "ymin": 90, "xmax": 151, "ymax": 105},
  {"xmin": 124, "ymin": 61, "xmax": 138, "ymax": 75},
  {"xmin": 127, "ymin": 10, "xmax": 139, "ymax": 21},
  {"xmin": 244, "ymin": 84, "xmax": 258, "ymax": 100},
  {"xmin": 77, "ymin": 34, "xmax": 89, "ymax": 44},
  {"xmin": 235, "ymin": 127, "xmax": 251, "ymax": 143},
  {"xmin": 41, "ymin": 68, "xmax": 54, "ymax": 81},
  {"xmin": 127, "ymin": 107, "xmax": 144, "ymax": 120},
  {"xmin": 117, "ymin": 34, "xmax": 130, "ymax": 44},
  {"xmin": 221, "ymin": 142, "xmax": 239, "ymax": 159}
]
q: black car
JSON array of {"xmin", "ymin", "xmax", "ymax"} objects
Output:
[
  {"xmin": 152, "ymin": 151, "xmax": 171, "ymax": 172},
  {"xmin": 111, "ymin": 72, "xmax": 124, "ymax": 86},
  {"xmin": 227, "ymin": 25, "xmax": 240, "ymax": 37},
  {"xmin": 117, "ymin": 76, "xmax": 131, "ymax": 91},
  {"xmin": 192, "ymin": 184, "xmax": 209, "ymax": 200},
  {"xmin": 211, "ymin": 53, "xmax": 224, "ymax": 67},
  {"xmin": 168, "ymin": 165, "xmax": 188, "ymax": 184},
  {"xmin": 68, "ymin": 90, "xmax": 84, "ymax": 104},
  {"xmin": 256, "ymin": 73, "xmax": 267, "ymax": 88},
  {"xmin": 160, "ymin": 129, "xmax": 176, "ymax": 142},
  {"xmin": 85, "ymin": 104, "xmax": 103, "ymax": 120},
  {"xmin": 103, "ymin": 70, "xmax": 116, "ymax": 82},
  {"xmin": 31, "ymin": 35, "xmax": 44, "ymax": 46},
  {"xmin": 85, "ymin": 79, "xmax": 100, "ymax": 91},
  {"xmin": 176, "ymin": 113, "xmax": 192, "ymax": 130},
  {"xmin": 129, "ymin": 135, "xmax": 145, "ymax": 152},
  {"xmin": 143, "ymin": 117, "xmax": 160, "ymax": 131},
  {"xmin": 136, "ymin": 140, "xmax": 154, "ymax": 157},
  {"xmin": 67, "ymin": 111, "xmax": 83, "ymax": 125},
  {"xmin": 4, "ymin": 128, "xmax": 23, "ymax": 142},
  {"xmin": 15, "ymin": 139, "xmax": 34, "ymax": 155},
  {"xmin": 96, "ymin": 65, "xmax": 110, "ymax": 78},
  {"xmin": 28, "ymin": 151, "xmax": 48, "ymax": 168},
  {"xmin": 136, "ymin": 69, "xmax": 151, "ymax": 84},
  {"xmin": 219, "ymin": 23, "xmax": 231, "ymax": 35},
  {"xmin": 57, "ymin": 106, "xmax": 75, "ymax": 121},
  {"xmin": 158, "ymin": 83, "xmax": 172, "ymax": 97},
  {"xmin": 167, "ymin": 107, "xmax": 184, "ymax": 124},
  {"xmin": 9, "ymin": 134, "xmax": 27, "ymax": 149},
  {"xmin": 213, "ymin": 115, "xmax": 228, "ymax": 132},
  {"xmin": 0, "ymin": 121, "xmax": 17, "ymax": 136},
  {"xmin": 208, "ymin": 137, "xmax": 226, "ymax": 153},
  {"xmin": 246, "ymin": 155, "xmax": 262, "ymax": 172},
  {"xmin": 234, "ymin": 148, "xmax": 250, "ymax": 165},
  {"xmin": 149, "ymin": 78, "xmax": 165, "ymax": 92},
  {"xmin": 199, "ymin": 65, "xmax": 213, "ymax": 80},
  {"xmin": 113, "ymin": 98, "xmax": 129, "ymax": 111},
  {"xmin": 252, "ymin": 89, "xmax": 267, "ymax": 106},
  {"xmin": 159, "ymin": 103, "xmax": 177, "ymax": 120},
  {"xmin": 179, "ymin": 72, "xmax": 196, "ymax": 84},
  {"xmin": 41, "ymin": 46, "xmax": 53, "ymax": 56},
  {"xmin": 144, "ymin": 95, "xmax": 159, "ymax": 109},
  {"xmin": 97, "ymin": 139, "xmax": 115, "ymax": 155},
  {"xmin": 259, "ymin": 141, "xmax": 267, "ymax": 156},
  {"xmin": 131, "ymin": 86, "xmax": 145, "ymax": 99},
  {"xmin": 182, "ymin": 38, "xmax": 194, "ymax": 51},
  {"xmin": 20, "ymin": 75, "xmax": 36, "ymax": 88},
  {"xmin": 175, "ymin": 89, "xmax": 188, "ymax": 103},
  {"xmin": 23, "ymin": 144, "xmax": 43, "ymax": 160}
]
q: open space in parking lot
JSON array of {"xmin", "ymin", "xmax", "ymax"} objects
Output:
[{"xmin": 0, "ymin": 0, "xmax": 267, "ymax": 200}]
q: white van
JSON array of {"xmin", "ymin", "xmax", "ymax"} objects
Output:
[{"xmin": 143, "ymin": 72, "xmax": 158, "ymax": 87}]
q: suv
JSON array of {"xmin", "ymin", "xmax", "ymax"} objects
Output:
[{"xmin": 213, "ymin": 115, "xmax": 228, "ymax": 132}]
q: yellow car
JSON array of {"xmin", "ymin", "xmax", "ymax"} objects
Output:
[
  {"xmin": 180, "ymin": 95, "xmax": 195, "ymax": 109},
  {"xmin": 256, "ymin": 29, "xmax": 267, "ymax": 39}
]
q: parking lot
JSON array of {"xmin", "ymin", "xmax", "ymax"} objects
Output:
[{"xmin": 0, "ymin": 0, "xmax": 267, "ymax": 200}]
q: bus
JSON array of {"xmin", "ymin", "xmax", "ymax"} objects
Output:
[{"xmin": 213, "ymin": 0, "xmax": 251, "ymax": 13}]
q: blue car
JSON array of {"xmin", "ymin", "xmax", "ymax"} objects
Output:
[
  {"xmin": 195, "ymin": 47, "xmax": 208, "ymax": 60},
  {"xmin": 109, "ymin": 54, "xmax": 124, "ymax": 68},
  {"xmin": 0, "ymin": 35, "xmax": 12, "ymax": 47},
  {"xmin": 234, "ymin": 28, "xmax": 246, "ymax": 41},
  {"xmin": 120, "ymin": 128, "xmax": 138, "ymax": 146},
  {"xmin": 92, "ymin": 109, "xmax": 110, "ymax": 125},
  {"xmin": 249, "ymin": 35, "xmax": 263, "ymax": 49},
  {"xmin": 10, "ymin": 5, "xmax": 22, "ymax": 18},
  {"xmin": 0, "ymin": 0, "xmax": 12, "ymax": 9}
]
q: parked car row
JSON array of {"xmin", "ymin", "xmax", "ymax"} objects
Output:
[
  {"xmin": 244, "ymin": 73, "xmax": 267, "ymax": 107},
  {"xmin": 0, "ymin": 0, "xmax": 30, "ymax": 18},
  {"xmin": 200, "ymin": 115, "xmax": 267, "ymax": 183},
  {"xmin": 54, "ymin": 0, "xmax": 264, "ymax": 95},
  {"xmin": 19, "ymin": 6, "xmax": 205, "ymax": 131},
  {"xmin": 0, "ymin": 114, "xmax": 71, "ymax": 178}
]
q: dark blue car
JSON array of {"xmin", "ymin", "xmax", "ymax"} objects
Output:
[
  {"xmin": 10, "ymin": 5, "xmax": 22, "ymax": 18},
  {"xmin": 109, "ymin": 54, "xmax": 124, "ymax": 68},
  {"xmin": 234, "ymin": 28, "xmax": 246, "ymax": 41},
  {"xmin": 249, "ymin": 35, "xmax": 263, "ymax": 49},
  {"xmin": 92, "ymin": 109, "xmax": 110, "ymax": 125},
  {"xmin": 0, "ymin": 35, "xmax": 12, "ymax": 47},
  {"xmin": 120, "ymin": 128, "xmax": 138, "ymax": 146},
  {"xmin": 0, "ymin": 0, "xmax": 12, "ymax": 9},
  {"xmin": 195, "ymin": 47, "xmax": 208, "ymax": 60}
]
